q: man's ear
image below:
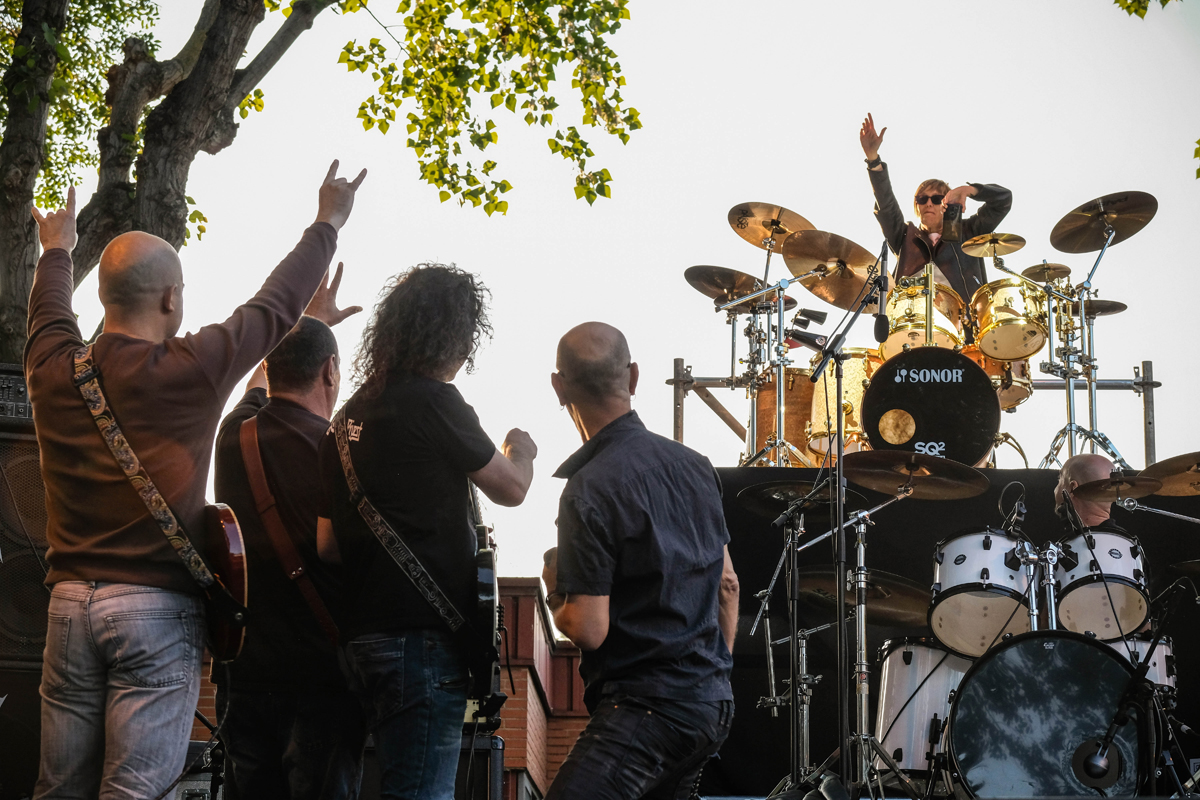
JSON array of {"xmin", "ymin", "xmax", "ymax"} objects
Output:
[
  {"xmin": 161, "ymin": 284, "xmax": 179, "ymax": 314},
  {"xmin": 628, "ymin": 362, "xmax": 639, "ymax": 397},
  {"xmin": 322, "ymin": 354, "xmax": 338, "ymax": 387},
  {"xmin": 551, "ymin": 371, "xmax": 569, "ymax": 407}
]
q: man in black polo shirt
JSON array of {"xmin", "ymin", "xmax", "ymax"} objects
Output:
[
  {"xmin": 542, "ymin": 321, "xmax": 739, "ymax": 800},
  {"xmin": 213, "ymin": 267, "xmax": 365, "ymax": 799}
]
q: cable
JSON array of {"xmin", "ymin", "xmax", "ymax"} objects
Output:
[
  {"xmin": 877, "ymin": 649, "xmax": 952, "ymax": 746},
  {"xmin": 982, "ymin": 579, "xmax": 1034, "ymax": 654},
  {"xmin": 0, "ymin": 461, "xmax": 50, "ymax": 582}
]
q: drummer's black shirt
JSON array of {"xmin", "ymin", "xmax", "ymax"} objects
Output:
[
  {"xmin": 553, "ymin": 411, "xmax": 734, "ymax": 712},
  {"xmin": 317, "ymin": 372, "xmax": 496, "ymax": 640}
]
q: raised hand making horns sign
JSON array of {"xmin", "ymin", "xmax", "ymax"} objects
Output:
[{"xmin": 315, "ymin": 159, "xmax": 368, "ymax": 231}]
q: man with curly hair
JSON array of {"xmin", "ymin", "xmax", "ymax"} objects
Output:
[{"xmin": 316, "ymin": 263, "xmax": 536, "ymax": 800}]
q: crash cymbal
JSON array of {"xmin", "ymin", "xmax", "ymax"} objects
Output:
[
  {"xmin": 1072, "ymin": 475, "xmax": 1162, "ymax": 502},
  {"xmin": 961, "ymin": 232, "xmax": 1026, "ymax": 258},
  {"xmin": 1050, "ymin": 191, "xmax": 1158, "ymax": 253},
  {"xmin": 841, "ymin": 451, "xmax": 989, "ymax": 500},
  {"xmin": 793, "ymin": 566, "xmax": 929, "ymax": 628},
  {"xmin": 684, "ymin": 265, "xmax": 797, "ymax": 313},
  {"xmin": 781, "ymin": 230, "xmax": 879, "ymax": 312},
  {"xmin": 727, "ymin": 202, "xmax": 815, "ymax": 251},
  {"xmin": 736, "ymin": 481, "xmax": 865, "ymax": 521},
  {"xmin": 1141, "ymin": 451, "xmax": 1200, "ymax": 496},
  {"xmin": 1022, "ymin": 263, "xmax": 1072, "ymax": 283},
  {"xmin": 1064, "ymin": 299, "xmax": 1127, "ymax": 318}
]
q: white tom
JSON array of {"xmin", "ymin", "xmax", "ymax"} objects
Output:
[
  {"xmin": 874, "ymin": 638, "xmax": 972, "ymax": 793},
  {"xmin": 929, "ymin": 529, "xmax": 1030, "ymax": 658},
  {"xmin": 1108, "ymin": 635, "xmax": 1176, "ymax": 690},
  {"xmin": 1055, "ymin": 530, "xmax": 1149, "ymax": 641}
]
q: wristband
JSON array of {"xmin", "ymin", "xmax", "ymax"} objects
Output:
[{"xmin": 865, "ymin": 156, "xmax": 882, "ymax": 169}]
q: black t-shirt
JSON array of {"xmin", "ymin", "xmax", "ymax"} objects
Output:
[
  {"xmin": 213, "ymin": 389, "xmax": 347, "ymax": 692},
  {"xmin": 317, "ymin": 372, "xmax": 496, "ymax": 641},
  {"xmin": 553, "ymin": 411, "xmax": 734, "ymax": 712}
]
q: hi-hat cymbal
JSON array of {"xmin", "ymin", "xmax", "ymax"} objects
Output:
[
  {"xmin": 1064, "ymin": 299, "xmax": 1127, "ymax": 318},
  {"xmin": 737, "ymin": 481, "xmax": 865, "ymax": 521},
  {"xmin": 727, "ymin": 202, "xmax": 815, "ymax": 251},
  {"xmin": 1050, "ymin": 191, "xmax": 1158, "ymax": 254},
  {"xmin": 1141, "ymin": 451, "xmax": 1200, "ymax": 496},
  {"xmin": 684, "ymin": 265, "xmax": 797, "ymax": 314},
  {"xmin": 841, "ymin": 451, "xmax": 989, "ymax": 500},
  {"xmin": 962, "ymin": 233, "xmax": 1026, "ymax": 258},
  {"xmin": 793, "ymin": 566, "xmax": 929, "ymax": 628},
  {"xmin": 781, "ymin": 230, "xmax": 879, "ymax": 312},
  {"xmin": 1022, "ymin": 263, "xmax": 1072, "ymax": 282},
  {"xmin": 1072, "ymin": 475, "xmax": 1162, "ymax": 502}
]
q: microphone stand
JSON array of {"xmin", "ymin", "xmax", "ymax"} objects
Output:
[{"xmin": 808, "ymin": 256, "xmax": 887, "ymax": 793}]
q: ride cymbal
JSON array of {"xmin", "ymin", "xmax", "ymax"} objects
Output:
[
  {"xmin": 781, "ymin": 230, "xmax": 879, "ymax": 312},
  {"xmin": 727, "ymin": 202, "xmax": 815, "ymax": 251},
  {"xmin": 961, "ymin": 233, "xmax": 1026, "ymax": 258},
  {"xmin": 736, "ymin": 481, "xmax": 864, "ymax": 521},
  {"xmin": 1064, "ymin": 299, "xmax": 1127, "ymax": 318},
  {"xmin": 684, "ymin": 265, "xmax": 797, "ymax": 313},
  {"xmin": 1050, "ymin": 191, "xmax": 1158, "ymax": 253},
  {"xmin": 1072, "ymin": 475, "xmax": 1161, "ymax": 502},
  {"xmin": 793, "ymin": 566, "xmax": 929, "ymax": 628},
  {"xmin": 1141, "ymin": 451, "xmax": 1200, "ymax": 496},
  {"xmin": 841, "ymin": 451, "xmax": 990, "ymax": 500},
  {"xmin": 1022, "ymin": 263, "xmax": 1071, "ymax": 283}
]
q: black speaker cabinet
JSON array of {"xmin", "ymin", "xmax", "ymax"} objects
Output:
[
  {"xmin": 0, "ymin": 661, "xmax": 42, "ymax": 800},
  {"xmin": 361, "ymin": 733, "xmax": 503, "ymax": 800},
  {"xmin": 0, "ymin": 432, "xmax": 50, "ymax": 663}
]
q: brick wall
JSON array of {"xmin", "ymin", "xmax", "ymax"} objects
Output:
[{"xmin": 192, "ymin": 654, "xmax": 218, "ymax": 742}]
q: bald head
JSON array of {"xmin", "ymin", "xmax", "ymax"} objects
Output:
[
  {"xmin": 556, "ymin": 322, "xmax": 632, "ymax": 403},
  {"xmin": 1056, "ymin": 453, "xmax": 1116, "ymax": 525},
  {"xmin": 98, "ymin": 232, "xmax": 183, "ymax": 312},
  {"xmin": 1061, "ymin": 454, "xmax": 1115, "ymax": 488}
]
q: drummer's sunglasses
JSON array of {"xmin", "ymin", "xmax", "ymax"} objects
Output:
[{"xmin": 915, "ymin": 194, "xmax": 945, "ymax": 206}]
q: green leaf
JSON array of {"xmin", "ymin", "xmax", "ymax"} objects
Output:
[{"xmin": 439, "ymin": 190, "xmax": 452, "ymax": 202}]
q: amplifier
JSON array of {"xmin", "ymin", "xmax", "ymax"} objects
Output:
[{"xmin": 0, "ymin": 365, "xmax": 33, "ymax": 432}]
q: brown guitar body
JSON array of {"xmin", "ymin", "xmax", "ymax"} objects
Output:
[{"xmin": 204, "ymin": 503, "xmax": 248, "ymax": 662}]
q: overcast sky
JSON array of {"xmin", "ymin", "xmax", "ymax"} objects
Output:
[{"xmin": 63, "ymin": 0, "xmax": 1200, "ymax": 578}]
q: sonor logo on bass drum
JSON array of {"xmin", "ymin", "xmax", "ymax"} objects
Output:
[
  {"xmin": 914, "ymin": 442, "xmax": 947, "ymax": 456},
  {"xmin": 894, "ymin": 368, "xmax": 965, "ymax": 384}
]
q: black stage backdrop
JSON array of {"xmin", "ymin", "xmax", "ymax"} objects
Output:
[{"xmin": 700, "ymin": 466, "xmax": 1200, "ymax": 797}]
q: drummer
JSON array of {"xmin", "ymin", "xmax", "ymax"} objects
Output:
[
  {"xmin": 1054, "ymin": 453, "xmax": 1121, "ymax": 531},
  {"xmin": 858, "ymin": 113, "xmax": 1012, "ymax": 314}
]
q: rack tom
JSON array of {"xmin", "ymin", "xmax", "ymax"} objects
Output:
[
  {"xmin": 929, "ymin": 528, "xmax": 1030, "ymax": 658},
  {"xmin": 880, "ymin": 281, "xmax": 965, "ymax": 360},
  {"xmin": 969, "ymin": 278, "xmax": 1048, "ymax": 361},
  {"xmin": 1055, "ymin": 530, "xmax": 1149, "ymax": 640}
]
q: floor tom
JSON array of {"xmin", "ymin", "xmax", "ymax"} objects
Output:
[
  {"xmin": 970, "ymin": 278, "xmax": 1048, "ymax": 361},
  {"xmin": 807, "ymin": 348, "xmax": 880, "ymax": 459},
  {"xmin": 960, "ymin": 345, "xmax": 1033, "ymax": 410},
  {"xmin": 752, "ymin": 367, "xmax": 816, "ymax": 467}
]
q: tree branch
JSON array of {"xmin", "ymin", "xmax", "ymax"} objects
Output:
[{"xmin": 225, "ymin": 0, "xmax": 337, "ymax": 112}]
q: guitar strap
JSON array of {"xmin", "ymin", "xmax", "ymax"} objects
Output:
[
  {"xmin": 330, "ymin": 408, "xmax": 468, "ymax": 634},
  {"xmin": 71, "ymin": 345, "xmax": 222, "ymax": 590},
  {"xmin": 239, "ymin": 415, "xmax": 340, "ymax": 646}
]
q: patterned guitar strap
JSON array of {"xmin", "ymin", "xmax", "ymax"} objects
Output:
[
  {"xmin": 71, "ymin": 346, "xmax": 241, "ymax": 612},
  {"xmin": 331, "ymin": 408, "xmax": 468, "ymax": 633}
]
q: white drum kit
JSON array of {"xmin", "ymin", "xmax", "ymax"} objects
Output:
[
  {"xmin": 685, "ymin": 191, "xmax": 1161, "ymax": 472},
  {"xmin": 735, "ymin": 448, "xmax": 1200, "ymax": 799}
]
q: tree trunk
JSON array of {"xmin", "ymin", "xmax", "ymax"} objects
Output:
[{"xmin": 0, "ymin": 0, "xmax": 69, "ymax": 365}]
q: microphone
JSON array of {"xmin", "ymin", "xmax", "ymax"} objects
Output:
[
  {"xmin": 873, "ymin": 242, "xmax": 890, "ymax": 343},
  {"xmin": 784, "ymin": 329, "xmax": 828, "ymax": 354}
]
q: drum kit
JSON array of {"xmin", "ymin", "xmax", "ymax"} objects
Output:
[
  {"xmin": 684, "ymin": 191, "xmax": 1160, "ymax": 472},
  {"xmin": 735, "ymin": 449, "xmax": 1200, "ymax": 799}
]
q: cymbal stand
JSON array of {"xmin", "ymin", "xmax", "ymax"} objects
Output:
[{"xmin": 1115, "ymin": 497, "xmax": 1200, "ymax": 526}]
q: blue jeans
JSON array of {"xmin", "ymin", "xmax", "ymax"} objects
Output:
[
  {"xmin": 34, "ymin": 581, "xmax": 205, "ymax": 800},
  {"xmin": 215, "ymin": 685, "xmax": 366, "ymax": 800},
  {"xmin": 546, "ymin": 694, "xmax": 735, "ymax": 800},
  {"xmin": 343, "ymin": 630, "xmax": 469, "ymax": 800}
]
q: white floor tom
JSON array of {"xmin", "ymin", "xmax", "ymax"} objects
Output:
[
  {"xmin": 1107, "ymin": 634, "xmax": 1175, "ymax": 690},
  {"xmin": 875, "ymin": 638, "xmax": 972, "ymax": 793},
  {"xmin": 929, "ymin": 529, "xmax": 1030, "ymax": 658},
  {"xmin": 1056, "ymin": 530, "xmax": 1149, "ymax": 641}
]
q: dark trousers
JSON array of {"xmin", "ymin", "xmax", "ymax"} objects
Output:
[
  {"xmin": 546, "ymin": 694, "xmax": 734, "ymax": 800},
  {"xmin": 215, "ymin": 684, "xmax": 367, "ymax": 800}
]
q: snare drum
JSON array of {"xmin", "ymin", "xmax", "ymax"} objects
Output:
[
  {"xmin": 969, "ymin": 278, "xmax": 1048, "ymax": 361},
  {"xmin": 1056, "ymin": 530, "xmax": 1149, "ymax": 640},
  {"xmin": 807, "ymin": 348, "xmax": 880, "ymax": 459},
  {"xmin": 875, "ymin": 638, "xmax": 972, "ymax": 792},
  {"xmin": 929, "ymin": 529, "xmax": 1030, "ymax": 658},
  {"xmin": 1108, "ymin": 634, "xmax": 1176, "ymax": 689},
  {"xmin": 752, "ymin": 368, "xmax": 816, "ymax": 467},
  {"xmin": 960, "ymin": 345, "xmax": 1033, "ymax": 410},
  {"xmin": 880, "ymin": 281, "xmax": 965, "ymax": 360}
]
